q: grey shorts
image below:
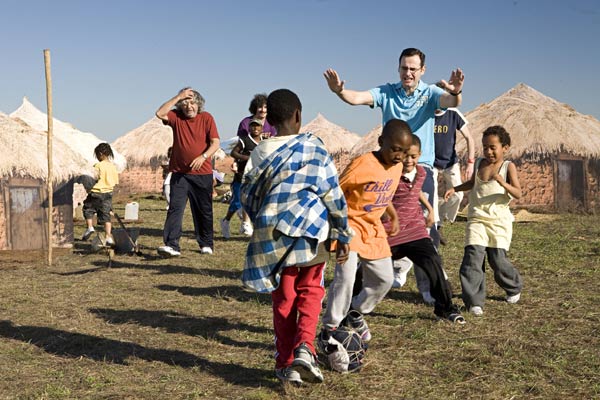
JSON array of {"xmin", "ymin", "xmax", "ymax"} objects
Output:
[{"xmin": 82, "ymin": 192, "xmax": 113, "ymax": 224}]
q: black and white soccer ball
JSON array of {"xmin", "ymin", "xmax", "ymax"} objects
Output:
[{"xmin": 317, "ymin": 326, "xmax": 365, "ymax": 373}]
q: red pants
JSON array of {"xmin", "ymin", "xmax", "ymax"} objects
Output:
[{"xmin": 271, "ymin": 263, "xmax": 325, "ymax": 369}]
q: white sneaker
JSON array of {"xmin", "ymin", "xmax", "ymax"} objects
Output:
[
  {"xmin": 241, "ymin": 221, "xmax": 253, "ymax": 236},
  {"xmin": 105, "ymin": 236, "xmax": 114, "ymax": 246},
  {"xmin": 506, "ymin": 293, "xmax": 521, "ymax": 304},
  {"xmin": 220, "ymin": 218, "xmax": 231, "ymax": 239},
  {"xmin": 470, "ymin": 306, "xmax": 484, "ymax": 316},
  {"xmin": 157, "ymin": 245, "xmax": 181, "ymax": 257},
  {"xmin": 391, "ymin": 258, "xmax": 413, "ymax": 288},
  {"xmin": 421, "ymin": 291, "xmax": 436, "ymax": 305},
  {"xmin": 200, "ymin": 246, "xmax": 213, "ymax": 255},
  {"xmin": 82, "ymin": 227, "xmax": 95, "ymax": 240}
]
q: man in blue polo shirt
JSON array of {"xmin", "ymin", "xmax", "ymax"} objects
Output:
[{"xmin": 324, "ymin": 47, "xmax": 464, "ymax": 247}]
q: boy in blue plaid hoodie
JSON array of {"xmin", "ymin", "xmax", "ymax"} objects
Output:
[{"xmin": 241, "ymin": 89, "xmax": 353, "ymax": 386}]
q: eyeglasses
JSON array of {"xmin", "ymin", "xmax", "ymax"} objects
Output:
[{"xmin": 399, "ymin": 66, "xmax": 422, "ymax": 73}]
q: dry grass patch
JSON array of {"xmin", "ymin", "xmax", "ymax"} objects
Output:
[{"xmin": 0, "ymin": 197, "xmax": 598, "ymax": 399}]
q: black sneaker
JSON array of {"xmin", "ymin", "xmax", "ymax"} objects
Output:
[
  {"xmin": 291, "ymin": 343, "xmax": 323, "ymax": 383},
  {"xmin": 341, "ymin": 310, "xmax": 371, "ymax": 342}
]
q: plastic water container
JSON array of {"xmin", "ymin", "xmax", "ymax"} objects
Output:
[{"xmin": 124, "ymin": 202, "xmax": 139, "ymax": 220}]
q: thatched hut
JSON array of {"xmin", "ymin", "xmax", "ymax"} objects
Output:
[
  {"xmin": 112, "ymin": 117, "xmax": 229, "ymax": 195},
  {"xmin": 459, "ymin": 84, "xmax": 600, "ymax": 212},
  {"xmin": 301, "ymin": 113, "xmax": 362, "ymax": 172},
  {"xmin": 10, "ymin": 98, "xmax": 127, "ymax": 206},
  {"xmin": 0, "ymin": 113, "xmax": 90, "ymax": 250}
]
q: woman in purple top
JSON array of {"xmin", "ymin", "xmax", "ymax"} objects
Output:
[{"xmin": 237, "ymin": 93, "xmax": 278, "ymax": 138}]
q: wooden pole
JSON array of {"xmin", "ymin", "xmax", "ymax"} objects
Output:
[{"xmin": 44, "ymin": 49, "xmax": 53, "ymax": 266}]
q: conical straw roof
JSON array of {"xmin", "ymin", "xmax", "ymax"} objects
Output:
[
  {"xmin": 0, "ymin": 112, "xmax": 90, "ymax": 182},
  {"xmin": 10, "ymin": 97, "xmax": 127, "ymax": 171}
]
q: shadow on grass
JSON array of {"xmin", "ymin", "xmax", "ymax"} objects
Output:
[
  {"xmin": 90, "ymin": 308, "xmax": 271, "ymax": 350},
  {"xmin": 156, "ymin": 284, "xmax": 271, "ymax": 305},
  {"xmin": 0, "ymin": 320, "xmax": 274, "ymax": 388},
  {"xmin": 55, "ymin": 260, "xmax": 239, "ymax": 280}
]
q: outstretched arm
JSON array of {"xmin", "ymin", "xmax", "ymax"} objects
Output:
[
  {"xmin": 439, "ymin": 68, "xmax": 464, "ymax": 109},
  {"xmin": 445, "ymin": 164, "xmax": 475, "ymax": 200},
  {"xmin": 156, "ymin": 87, "xmax": 194, "ymax": 121},
  {"xmin": 324, "ymin": 68, "xmax": 374, "ymax": 106}
]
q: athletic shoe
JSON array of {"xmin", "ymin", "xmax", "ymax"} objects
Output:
[
  {"xmin": 220, "ymin": 218, "xmax": 230, "ymax": 239},
  {"xmin": 470, "ymin": 306, "xmax": 484, "ymax": 316},
  {"xmin": 105, "ymin": 236, "xmax": 115, "ymax": 247},
  {"xmin": 241, "ymin": 221, "xmax": 253, "ymax": 236},
  {"xmin": 391, "ymin": 258, "xmax": 413, "ymax": 288},
  {"xmin": 275, "ymin": 367, "xmax": 302, "ymax": 386},
  {"xmin": 445, "ymin": 312, "xmax": 466, "ymax": 325},
  {"xmin": 157, "ymin": 245, "xmax": 181, "ymax": 257},
  {"xmin": 421, "ymin": 291, "xmax": 436, "ymax": 306},
  {"xmin": 342, "ymin": 310, "xmax": 371, "ymax": 342},
  {"xmin": 200, "ymin": 246, "xmax": 213, "ymax": 255},
  {"xmin": 291, "ymin": 343, "xmax": 324, "ymax": 383},
  {"xmin": 82, "ymin": 227, "xmax": 95, "ymax": 241},
  {"xmin": 506, "ymin": 293, "xmax": 521, "ymax": 304}
]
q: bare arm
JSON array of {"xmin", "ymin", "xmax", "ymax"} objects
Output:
[
  {"xmin": 458, "ymin": 125, "xmax": 475, "ymax": 179},
  {"xmin": 385, "ymin": 203, "xmax": 399, "ymax": 236},
  {"xmin": 419, "ymin": 192, "xmax": 435, "ymax": 228},
  {"xmin": 438, "ymin": 68, "xmax": 464, "ymax": 109},
  {"xmin": 495, "ymin": 162, "xmax": 522, "ymax": 199},
  {"xmin": 445, "ymin": 165, "xmax": 475, "ymax": 200},
  {"xmin": 323, "ymin": 68, "xmax": 374, "ymax": 106},
  {"xmin": 230, "ymin": 141, "xmax": 248, "ymax": 161},
  {"xmin": 156, "ymin": 88, "xmax": 194, "ymax": 121}
]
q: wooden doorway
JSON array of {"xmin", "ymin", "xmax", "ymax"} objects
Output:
[
  {"xmin": 555, "ymin": 158, "xmax": 585, "ymax": 211},
  {"xmin": 8, "ymin": 186, "xmax": 47, "ymax": 249}
]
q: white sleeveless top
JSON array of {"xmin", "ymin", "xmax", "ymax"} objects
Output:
[{"xmin": 465, "ymin": 158, "xmax": 514, "ymax": 250}]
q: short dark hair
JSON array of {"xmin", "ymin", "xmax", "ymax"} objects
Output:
[
  {"xmin": 94, "ymin": 143, "xmax": 114, "ymax": 160},
  {"xmin": 249, "ymin": 93, "xmax": 268, "ymax": 115},
  {"xmin": 380, "ymin": 119, "xmax": 412, "ymax": 143},
  {"xmin": 266, "ymin": 89, "xmax": 302, "ymax": 126},
  {"xmin": 483, "ymin": 125, "xmax": 511, "ymax": 146},
  {"xmin": 410, "ymin": 134, "xmax": 421, "ymax": 150},
  {"xmin": 399, "ymin": 48, "xmax": 426, "ymax": 67}
]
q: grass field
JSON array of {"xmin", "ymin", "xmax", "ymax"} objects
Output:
[{"xmin": 0, "ymin": 196, "xmax": 598, "ymax": 399}]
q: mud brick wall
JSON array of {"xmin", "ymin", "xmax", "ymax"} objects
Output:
[
  {"xmin": 513, "ymin": 161, "xmax": 554, "ymax": 208},
  {"xmin": 115, "ymin": 166, "xmax": 164, "ymax": 195}
]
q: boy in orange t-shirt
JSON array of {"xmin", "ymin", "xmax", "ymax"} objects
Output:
[{"xmin": 321, "ymin": 119, "xmax": 412, "ymax": 343}]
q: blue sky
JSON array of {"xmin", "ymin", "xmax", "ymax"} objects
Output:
[{"xmin": 1, "ymin": 0, "xmax": 599, "ymax": 143}]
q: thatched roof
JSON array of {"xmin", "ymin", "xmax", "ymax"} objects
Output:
[
  {"xmin": 0, "ymin": 112, "xmax": 91, "ymax": 182},
  {"xmin": 301, "ymin": 113, "xmax": 362, "ymax": 153},
  {"xmin": 10, "ymin": 98, "xmax": 127, "ymax": 171},
  {"xmin": 459, "ymin": 83, "xmax": 600, "ymax": 160},
  {"xmin": 112, "ymin": 116, "xmax": 227, "ymax": 168},
  {"xmin": 112, "ymin": 117, "xmax": 172, "ymax": 167},
  {"xmin": 350, "ymin": 124, "xmax": 382, "ymax": 156}
]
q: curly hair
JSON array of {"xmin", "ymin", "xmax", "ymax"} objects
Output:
[
  {"xmin": 248, "ymin": 93, "xmax": 268, "ymax": 115},
  {"xmin": 175, "ymin": 88, "xmax": 205, "ymax": 113},
  {"xmin": 483, "ymin": 125, "xmax": 511, "ymax": 147}
]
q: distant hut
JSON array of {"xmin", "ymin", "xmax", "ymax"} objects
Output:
[
  {"xmin": 459, "ymin": 84, "xmax": 600, "ymax": 212},
  {"xmin": 301, "ymin": 113, "xmax": 362, "ymax": 171},
  {"xmin": 0, "ymin": 113, "xmax": 89, "ymax": 250},
  {"xmin": 113, "ymin": 117, "xmax": 229, "ymax": 195},
  {"xmin": 10, "ymin": 98, "xmax": 127, "ymax": 206}
]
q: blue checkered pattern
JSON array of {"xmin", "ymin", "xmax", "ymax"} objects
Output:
[{"xmin": 241, "ymin": 133, "xmax": 353, "ymax": 293}]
